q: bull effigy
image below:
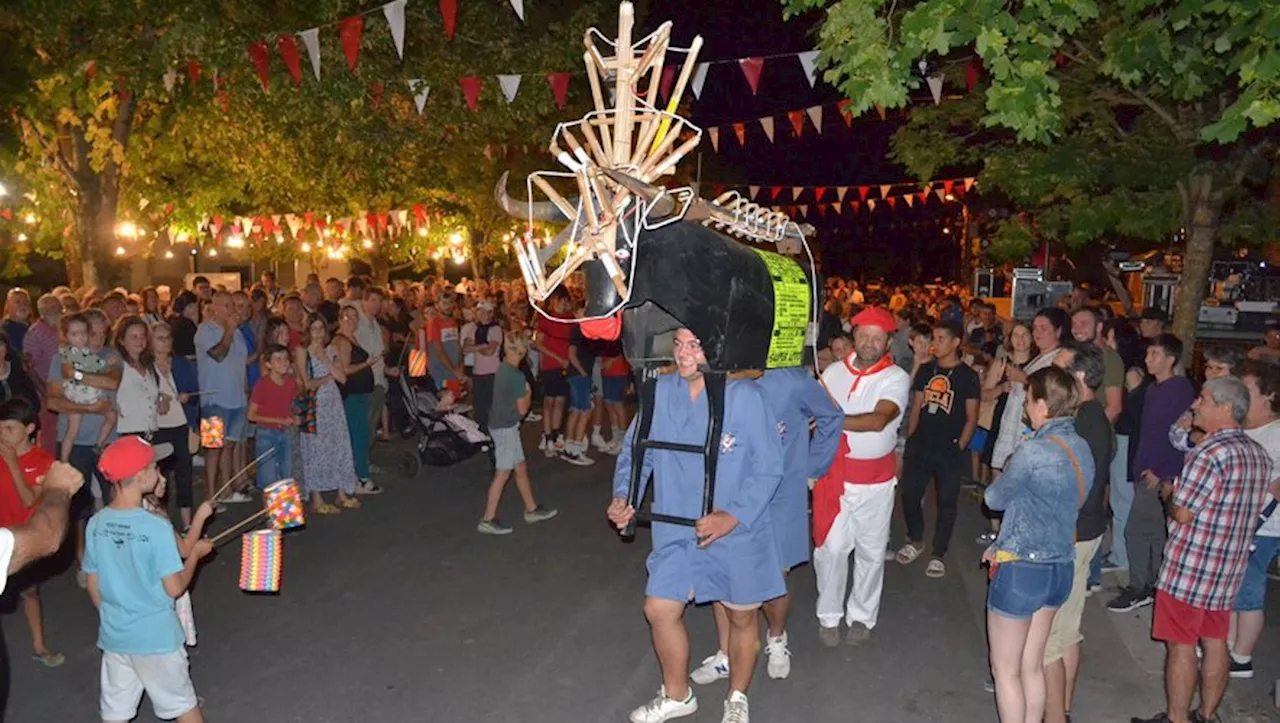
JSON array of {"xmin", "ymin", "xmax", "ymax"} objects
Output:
[{"xmin": 496, "ymin": 2, "xmax": 821, "ymax": 533}]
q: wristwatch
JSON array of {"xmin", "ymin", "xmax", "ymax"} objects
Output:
[{"xmin": 73, "ymin": 370, "xmax": 84, "ymax": 382}]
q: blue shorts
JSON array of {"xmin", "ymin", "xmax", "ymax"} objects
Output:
[
  {"xmin": 202, "ymin": 404, "xmax": 247, "ymax": 444},
  {"xmin": 601, "ymin": 376, "xmax": 628, "ymax": 403},
  {"xmin": 568, "ymin": 375, "xmax": 593, "ymax": 412},
  {"xmin": 968, "ymin": 428, "xmax": 989, "ymax": 454},
  {"xmin": 1234, "ymin": 535, "xmax": 1280, "ymax": 612},
  {"xmin": 987, "ymin": 560, "xmax": 1073, "ymax": 619}
]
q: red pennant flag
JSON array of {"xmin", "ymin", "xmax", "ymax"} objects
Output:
[
  {"xmin": 917, "ymin": 191, "xmax": 928, "ymax": 205},
  {"xmin": 440, "ymin": 0, "xmax": 458, "ymax": 41},
  {"xmin": 262, "ymin": 217, "xmax": 275, "ymax": 235},
  {"xmin": 787, "ymin": 110, "xmax": 805, "ymax": 137},
  {"xmin": 370, "ymin": 81, "xmax": 385, "ymax": 109},
  {"xmin": 732, "ymin": 123, "xmax": 746, "ymax": 146},
  {"xmin": 711, "ymin": 184, "xmax": 725, "ymax": 197},
  {"xmin": 738, "ymin": 57, "xmax": 764, "ymax": 95},
  {"xmin": 304, "ymin": 212, "xmax": 314, "ymax": 228},
  {"xmin": 546, "ymin": 73, "xmax": 571, "ymax": 108},
  {"xmin": 659, "ymin": 66, "xmax": 677, "ymax": 101},
  {"xmin": 376, "ymin": 213, "xmax": 389, "ymax": 233},
  {"xmin": 338, "ymin": 15, "xmax": 364, "ymax": 72},
  {"xmin": 943, "ymin": 180, "xmax": 955, "ymax": 195},
  {"xmin": 857, "ymin": 187, "xmax": 870, "ymax": 201},
  {"xmin": 279, "ymin": 36, "xmax": 302, "ymax": 86},
  {"xmin": 459, "ymin": 76, "xmax": 483, "ymax": 111},
  {"xmin": 315, "ymin": 219, "xmax": 327, "ymax": 235},
  {"xmin": 413, "ymin": 205, "xmax": 427, "ymax": 224},
  {"xmin": 886, "ymin": 197, "xmax": 897, "ymax": 209},
  {"xmin": 186, "ymin": 60, "xmax": 201, "ymax": 88},
  {"xmin": 814, "ymin": 187, "xmax": 827, "ymax": 202},
  {"xmin": 85, "ymin": 61, "xmax": 98, "ymax": 81},
  {"xmin": 211, "ymin": 215, "xmax": 224, "ymax": 237},
  {"xmin": 770, "ymin": 187, "xmax": 783, "ymax": 200},
  {"xmin": 965, "ymin": 61, "xmax": 981, "ymax": 92},
  {"xmin": 335, "ymin": 222, "xmax": 347, "ymax": 237},
  {"xmin": 247, "ymin": 41, "xmax": 271, "ymax": 92},
  {"xmin": 0, "ymin": 209, "xmax": 11, "ymax": 221},
  {"xmin": 836, "ymin": 99, "xmax": 853, "ymax": 126},
  {"xmin": 817, "ymin": 204, "xmax": 827, "ymax": 218},
  {"xmin": 1056, "ymin": 52, "xmax": 1067, "ymax": 67},
  {"xmin": 850, "ymin": 201, "xmax": 860, "ymax": 213}
]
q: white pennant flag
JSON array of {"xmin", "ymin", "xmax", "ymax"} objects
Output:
[
  {"xmin": 759, "ymin": 117, "xmax": 774, "ymax": 143},
  {"xmin": 408, "ymin": 79, "xmax": 430, "ymax": 114},
  {"xmin": 383, "ymin": 0, "xmax": 407, "ymax": 60},
  {"xmin": 356, "ymin": 217, "xmax": 371, "ymax": 236},
  {"xmin": 936, "ymin": 189, "xmax": 946, "ymax": 201},
  {"xmin": 903, "ymin": 194, "xmax": 915, "ymax": 207},
  {"xmin": 867, "ymin": 199, "xmax": 877, "ymax": 211},
  {"xmin": 792, "ymin": 187, "xmax": 804, "ymax": 201},
  {"xmin": 927, "ymin": 75, "xmax": 944, "ymax": 105},
  {"xmin": 163, "ymin": 68, "xmax": 178, "ymax": 93},
  {"xmin": 299, "ymin": 28, "xmax": 322, "ymax": 81},
  {"xmin": 836, "ymin": 186, "xmax": 848, "ymax": 202},
  {"xmin": 880, "ymin": 185, "xmax": 893, "ymax": 198},
  {"xmin": 748, "ymin": 185, "xmax": 760, "ymax": 199},
  {"xmin": 691, "ymin": 63, "xmax": 710, "ymax": 99},
  {"xmin": 285, "ymin": 214, "xmax": 303, "ymax": 238},
  {"xmin": 797, "ymin": 50, "xmax": 819, "ymax": 88},
  {"xmin": 798, "ymin": 204, "xmax": 808, "ymax": 218},
  {"xmin": 497, "ymin": 74, "xmax": 522, "ymax": 104},
  {"xmin": 509, "ymin": 0, "xmax": 525, "ymax": 20},
  {"xmin": 806, "ymin": 106, "xmax": 823, "ymax": 134},
  {"xmin": 964, "ymin": 177, "xmax": 976, "ymax": 191},
  {"xmin": 708, "ymin": 127, "xmax": 719, "ymax": 152}
]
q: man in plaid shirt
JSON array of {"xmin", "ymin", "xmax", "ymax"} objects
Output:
[{"xmin": 1132, "ymin": 377, "xmax": 1273, "ymax": 723}]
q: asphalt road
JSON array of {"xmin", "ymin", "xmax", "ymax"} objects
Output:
[{"xmin": 3, "ymin": 426, "xmax": 1276, "ymax": 722}]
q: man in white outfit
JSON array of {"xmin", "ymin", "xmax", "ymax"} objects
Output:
[{"xmin": 814, "ymin": 306, "xmax": 910, "ymax": 645}]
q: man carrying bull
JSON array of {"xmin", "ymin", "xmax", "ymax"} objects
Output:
[{"xmin": 607, "ymin": 328, "xmax": 784, "ymax": 723}]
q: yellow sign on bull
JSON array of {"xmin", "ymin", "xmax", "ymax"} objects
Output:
[{"xmin": 750, "ymin": 247, "xmax": 810, "ymax": 368}]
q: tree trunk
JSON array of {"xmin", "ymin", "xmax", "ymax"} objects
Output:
[
  {"xmin": 469, "ymin": 230, "xmax": 487, "ymax": 280},
  {"xmin": 370, "ymin": 251, "xmax": 390, "ymax": 286},
  {"xmin": 70, "ymin": 185, "xmax": 114, "ymax": 290},
  {"xmin": 1172, "ymin": 173, "xmax": 1222, "ymax": 368}
]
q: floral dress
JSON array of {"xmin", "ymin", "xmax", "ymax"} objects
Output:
[{"xmin": 299, "ymin": 348, "xmax": 357, "ymax": 495}]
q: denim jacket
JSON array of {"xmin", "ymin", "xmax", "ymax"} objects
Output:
[{"xmin": 984, "ymin": 417, "xmax": 1096, "ymax": 564}]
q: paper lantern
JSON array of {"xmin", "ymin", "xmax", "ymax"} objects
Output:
[
  {"xmin": 408, "ymin": 349, "xmax": 428, "ymax": 378},
  {"xmin": 200, "ymin": 417, "xmax": 224, "ymax": 449},
  {"xmin": 239, "ymin": 530, "xmax": 282, "ymax": 592},
  {"xmin": 264, "ymin": 479, "xmax": 305, "ymax": 530}
]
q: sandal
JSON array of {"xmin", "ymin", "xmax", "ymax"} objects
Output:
[
  {"xmin": 32, "ymin": 652, "xmax": 65, "ymax": 668},
  {"xmin": 895, "ymin": 543, "xmax": 924, "ymax": 565},
  {"xmin": 313, "ymin": 502, "xmax": 341, "ymax": 516},
  {"xmin": 926, "ymin": 559, "xmax": 946, "ymax": 578},
  {"xmin": 355, "ymin": 481, "xmax": 384, "ymax": 496},
  {"xmin": 337, "ymin": 496, "xmax": 361, "ymax": 509}
]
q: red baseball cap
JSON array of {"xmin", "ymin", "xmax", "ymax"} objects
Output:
[{"xmin": 97, "ymin": 436, "xmax": 173, "ymax": 484}]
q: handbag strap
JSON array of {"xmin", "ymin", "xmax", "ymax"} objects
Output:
[{"xmin": 1047, "ymin": 435, "xmax": 1086, "ymax": 505}]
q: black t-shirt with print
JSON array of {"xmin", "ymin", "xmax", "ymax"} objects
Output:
[{"xmin": 909, "ymin": 360, "xmax": 981, "ymax": 447}]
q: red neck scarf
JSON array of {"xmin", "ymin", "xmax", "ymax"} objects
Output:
[{"xmin": 843, "ymin": 353, "xmax": 894, "ymax": 399}]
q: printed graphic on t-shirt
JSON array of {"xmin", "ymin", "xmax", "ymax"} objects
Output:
[
  {"xmin": 922, "ymin": 373, "xmax": 955, "ymax": 415},
  {"xmin": 439, "ymin": 327, "xmax": 459, "ymax": 344}
]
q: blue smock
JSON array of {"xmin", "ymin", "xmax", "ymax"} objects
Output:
[
  {"xmin": 758, "ymin": 367, "xmax": 845, "ymax": 569},
  {"xmin": 612, "ymin": 374, "xmax": 786, "ymax": 606}
]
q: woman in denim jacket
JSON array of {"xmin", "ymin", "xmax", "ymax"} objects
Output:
[{"xmin": 983, "ymin": 366, "xmax": 1094, "ymax": 723}]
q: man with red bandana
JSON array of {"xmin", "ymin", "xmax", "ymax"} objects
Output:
[{"xmin": 813, "ymin": 307, "xmax": 911, "ymax": 646}]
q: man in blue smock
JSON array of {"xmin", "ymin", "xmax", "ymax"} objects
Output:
[
  {"xmin": 688, "ymin": 366, "xmax": 843, "ymax": 686},
  {"xmin": 608, "ymin": 328, "xmax": 785, "ymax": 723}
]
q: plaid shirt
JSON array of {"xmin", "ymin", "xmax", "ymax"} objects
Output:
[{"xmin": 1157, "ymin": 427, "xmax": 1274, "ymax": 610}]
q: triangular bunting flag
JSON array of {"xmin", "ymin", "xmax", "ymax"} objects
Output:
[
  {"xmin": 370, "ymin": 81, "xmax": 385, "ymax": 109},
  {"xmin": 739, "ymin": 57, "xmax": 764, "ymax": 95},
  {"xmin": 748, "ymin": 186, "xmax": 760, "ymax": 199},
  {"xmin": 247, "ymin": 41, "xmax": 271, "ymax": 93},
  {"xmin": 806, "ymin": 106, "xmax": 823, "ymax": 134},
  {"xmin": 923, "ymin": 182, "xmax": 934, "ymax": 195},
  {"xmin": 964, "ymin": 177, "xmax": 976, "ymax": 191},
  {"xmin": 817, "ymin": 204, "xmax": 827, "ymax": 218},
  {"xmin": 837, "ymin": 99, "xmax": 853, "ymax": 125},
  {"xmin": 787, "ymin": 110, "xmax": 805, "ymax": 137},
  {"xmin": 769, "ymin": 187, "xmax": 783, "ymax": 201},
  {"xmin": 285, "ymin": 215, "xmax": 303, "ymax": 237},
  {"xmin": 792, "ymin": 187, "xmax": 804, "ymax": 201},
  {"xmin": 935, "ymin": 189, "xmax": 946, "ymax": 201},
  {"xmin": 831, "ymin": 203, "xmax": 842, "ymax": 215},
  {"xmin": 903, "ymin": 194, "xmax": 914, "ymax": 207},
  {"xmin": 509, "ymin": 0, "xmax": 525, "ymax": 21},
  {"xmin": 408, "ymin": 79, "xmax": 430, "ymax": 114},
  {"xmin": 163, "ymin": 68, "xmax": 178, "ymax": 94},
  {"xmin": 858, "ymin": 187, "xmax": 869, "ymax": 201},
  {"xmin": 836, "ymin": 187, "xmax": 848, "ymax": 202},
  {"xmin": 943, "ymin": 180, "xmax": 955, "ymax": 195},
  {"xmin": 497, "ymin": 74, "xmax": 522, "ymax": 104},
  {"xmin": 874, "ymin": 104, "xmax": 886, "ymax": 120},
  {"xmin": 759, "ymin": 116, "xmax": 774, "ymax": 143},
  {"xmin": 383, "ymin": 0, "xmax": 407, "ymax": 60},
  {"xmin": 299, "ymin": 29, "xmax": 321, "ymax": 81},
  {"xmin": 546, "ymin": 73, "xmax": 571, "ymax": 108},
  {"xmin": 691, "ymin": 62, "xmax": 709, "ymax": 99},
  {"xmin": 867, "ymin": 199, "xmax": 876, "ymax": 212},
  {"xmin": 813, "ymin": 187, "xmax": 826, "ymax": 202},
  {"xmin": 711, "ymin": 184, "xmax": 725, "ymax": 198},
  {"xmin": 850, "ymin": 201, "xmax": 860, "ymax": 213},
  {"xmin": 917, "ymin": 191, "xmax": 928, "ymax": 205},
  {"xmin": 886, "ymin": 197, "xmax": 897, "ymax": 209},
  {"xmin": 186, "ymin": 60, "xmax": 201, "ymax": 88},
  {"xmin": 965, "ymin": 61, "xmax": 981, "ymax": 92},
  {"xmin": 440, "ymin": 0, "xmax": 458, "ymax": 40},
  {"xmin": 279, "ymin": 36, "xmax": 302, "ymax": 86},
  {"xmin": 338, "ymin": 16, "xmax": 364, "ymax": 72},
  {"xmin": 732, "ymin": 122, "xmax": 746, "ymax": 146},
  {"xmin": 879, "ymin": 185, "xmax": 892, "ymax": 198},
  {"xmin": 659, "ymin": 66, "xmax": 677, "ymax": 101},
  {"xmin": 708, "ymin": 127, "xmax": 719, "ymax": 152},
  {"xmin": 459, "ymin": 76, "xmax": 483, "ymax": 111},
  {"xmin": 797, "ymin": 204, "xmax": 808, "ymax": 218},
  {"xmin": 927, "ymin": 75, "xmax": 944, "ymax": 105},
  {"xmin": 797, "ymin": 50, "xmax": 819, "ymax": 88}
]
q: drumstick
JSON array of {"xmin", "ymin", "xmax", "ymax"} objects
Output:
[
  {"xmin": 210, "ymin": 448, "xmax": 276, "ymax": 502},
  {"xmin": 210, "ymin": 508, "xmax": 269, "ymax": 546}
]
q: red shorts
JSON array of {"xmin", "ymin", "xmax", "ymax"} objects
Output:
[{"xmin": 1152, "ymin": 590, "xmax": 1229, "ymax": 645}]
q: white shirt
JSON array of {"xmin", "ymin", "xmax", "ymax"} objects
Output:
[
  {"xmin": 461, "ymin": 322, "xmax": 478, "ymax": 366},
  {"xmin": 0, "ymin": 528, "xmax": 12, "ymax": 595},
  {"xmin": 116, "ymin": 363, "xmax": 160, "ymax": 434},
  {"xmin": 156, "ymin": 368, "xmax": 189, "ymax": 430},
  {"xmin": 1246, "ymin": 419, "xmax": 1280, "ymax": 537},
  {"xmin": 820, "ymin": 358, "xmax": 910, "ymax": 460}
]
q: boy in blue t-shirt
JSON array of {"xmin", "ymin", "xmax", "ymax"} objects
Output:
[{"xmin": 84, "ymin": 436, "xmax": 212, "ymax": 723}]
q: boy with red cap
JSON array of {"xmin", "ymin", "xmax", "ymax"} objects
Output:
[
  {"xmin": 83, "ymin": 436, "xmax": 213, "ymax": 723},
  {"xmin": 814, "ymin": 306, "xmax": 911, "ymax": 646}
]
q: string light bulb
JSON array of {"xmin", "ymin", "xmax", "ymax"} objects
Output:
[
  {"xmin": 226, "ymin": 235, "xmax": 245, "ymax": 248},
  {"xmin": 944, "ymin": 193, "xmax": 955, "ymax": 201},
  {"xmin": 300, "ymin": 242, "xmax": 312, "ymax": 253},
  {"xmin": 0, "ymin": 183, "xmax": 8, "ymax": 197},
  {"xmin": 16, "ymin": 233, "xmax": 27, "ymax": 242},
  {"xmin": 417, "ymin": 227, "xmax": 428, "ymax": 238},
  {"xmin": 115, "ymin": 246, "xmax": 126, "ymax": 256},
  {"xmin": 23, "ymin": 214, "xmax": 36, "ymax": 225},
  {"xmin": 449, "ymin": 232, "xmax": 463, "ymax": 246},
  {"xmin": 115, "ymin": 221, "xmax": 137, "ymax": 238},
  {"xmin": 164, "ymin": 249, "xmax": 175, "ymax": 259},
  {"xmin": 362, "ymin": 238, "xmax": 374, "ymax": 249},
  {"xmin": 208, "ymin": 248, "xmax": 218, "ymax": 257}
]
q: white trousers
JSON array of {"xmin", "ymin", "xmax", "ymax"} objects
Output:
[{"xmin": 814, "ymin": 479, "xmax": 897, "ymax": 629}]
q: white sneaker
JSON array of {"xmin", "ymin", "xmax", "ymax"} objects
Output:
[
  {"xmin": 558, "ymin": 448, "xmax": 595, "ymax": 466},
  {"xmin": 690, "ymin": 650, "xmax": 730, "ymax": 685},
  {"xmin": 592, "ymin": 432, "xmax": 610, "ymax": 452},
  {"xmin": 765, "ymin": 632, "xmax": 791, "ymax": 679},
  {"xmin": 721, "ymin": 690, "xmax": 749, "ymax": 723},
  {"xmin": 629, "ymin": 686, "xmax": 698, "ymax": 723},
  {"xmin": 605, "ymin": 440, "xmax": 624, "ymax": 456},
  {"xmin": 224, "ymin": 491, "xmax": 254, "ymax": 503}
]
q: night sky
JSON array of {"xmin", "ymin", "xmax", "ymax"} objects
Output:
[{"xmin": 640, "ymin": 0, "xmax": 965, "ymax": 283}]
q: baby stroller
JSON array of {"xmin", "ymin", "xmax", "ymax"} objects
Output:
[{"xmin": 390, "ymin": 351, "xmax": 491, "ymax": 478}]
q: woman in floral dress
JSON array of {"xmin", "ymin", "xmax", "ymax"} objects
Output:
[{"xmin": 294, "ymin": 313, "xmax": 359, "ymax": 514}]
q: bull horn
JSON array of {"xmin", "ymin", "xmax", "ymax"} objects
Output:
[
  {"xmin": 494, "ymin": 171, "xmax": 571, "ymax": 222},
  {"xmin": 600, "ymin": 169, "xmax": 678, "ymax": 217}
]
